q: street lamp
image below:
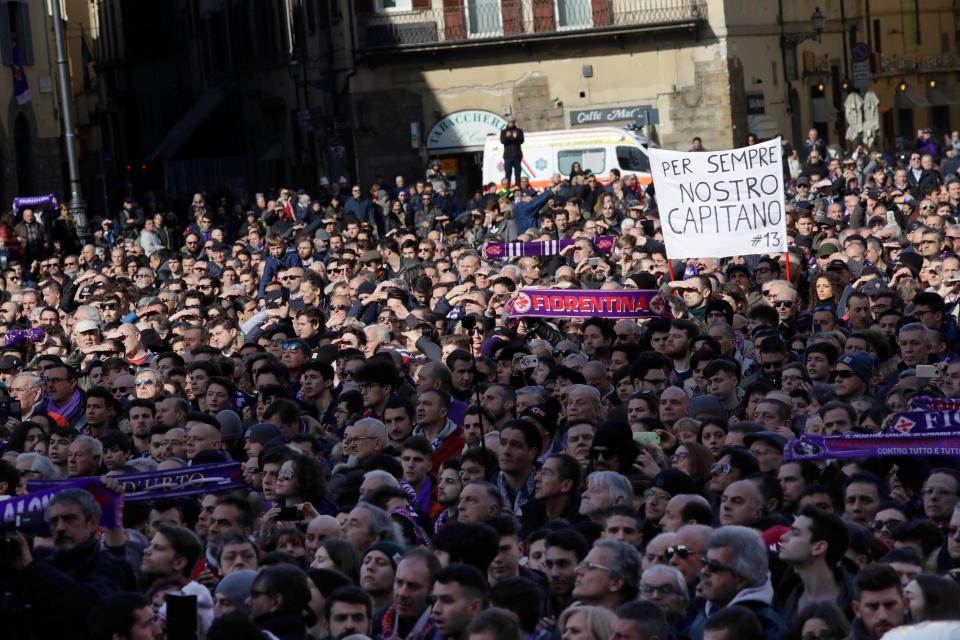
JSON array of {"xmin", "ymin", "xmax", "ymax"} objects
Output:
[
  {"xmin": 51, "ymin": 0, "xmax": 90, "ymax": 242},
  {"xmin": 782, "ymin": 6, "xmax": 826, "ymax": 47},
  {"xmin": 287, "ymin": 58, "xmax": 301, "ymax": 82}
]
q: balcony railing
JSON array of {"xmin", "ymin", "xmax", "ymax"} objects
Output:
[{"xmin": 359, "ymin": 0, "xmax": 708, "ymax": 50}]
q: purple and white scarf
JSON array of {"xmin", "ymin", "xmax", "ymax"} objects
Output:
[{"xmin": 484, "ymin": 235, "xmax": 616, "ymax": 260}]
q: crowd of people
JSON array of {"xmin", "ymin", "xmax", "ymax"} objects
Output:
[{"xmin": 2, "ymin": 123, "xmax": 960, "ymax": 640}]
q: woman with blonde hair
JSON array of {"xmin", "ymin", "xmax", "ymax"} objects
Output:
[{"xmin": 558, "ymin": 605, "xmax": 615, "ymax": 640}]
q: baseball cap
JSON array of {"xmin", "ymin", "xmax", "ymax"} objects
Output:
[
  {"xmin": 360, "ymin": 250, "xmax": 382, "ymax": 264},
  {"xmin": 0, "ymin": 356, "xmax": 23, "ymax": 371},
  {"xmin": 75, "ymin": 320, "xmax": 100, "ymax": 334},
  {"xmin": 743, "ymin": 431, "xmax": 788, "ymax": 451}
]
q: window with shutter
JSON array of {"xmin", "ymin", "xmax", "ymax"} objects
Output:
[
  {"xmin": 532, "ymin": 0, "xmax": 554, "ymax": 32},
  {"xmin": 17, "ymin": 0, "xmax": 32, "ymax": 65},
  {"xmin": 502, "ymin": 0, "xmax": 521, "ymax": 35},
  {"xmin": 591, "ymin": 0, "xmax": 610, "ymax": 27},
  {"xmin": 442, "ymin": 0, "xmax": 465, "ymax": 40},
  {"xmin": 0, "ymin": 3, "xmax": 12, "ymax": 66},
  {"xmin": 1, "ymin": 1, "xmax": 33, "ymax": 66}
]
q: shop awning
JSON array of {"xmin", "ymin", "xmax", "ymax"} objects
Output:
[
  {"xmin": 897, "ymin": 86, "xmax": 931, "ymax": 108},
  {"xmin": 747, "ymin": 114, "xmax": 779, "ymax": 139},
  {"xmin": 929, "ymin": 85, "xmax": 960, "ymax": 106},
  {"xmin": 811, "ymin": 98, "xmax": 838, "ymax": 123},
  {"xmin": 142, "ymin": 86, "xmax": 226, "ymax": 162}
]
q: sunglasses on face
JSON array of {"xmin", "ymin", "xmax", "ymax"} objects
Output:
[
  {"xmin": 590, "ymin": 448, "xmax": 617, "ymax": 460},
  {"xmin": 665, "ymin": 545, "xmax": 697, "ymax": 560},
  {"xmin": 281, "ymin": 342, "xmax": 303, "ymax": 351}
]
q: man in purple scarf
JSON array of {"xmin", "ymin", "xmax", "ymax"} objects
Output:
[{"xmin": 35, "ymin": 362, "xmax": 86, "ymax": 429}]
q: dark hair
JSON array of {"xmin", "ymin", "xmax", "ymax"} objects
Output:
[
  {"xmin": 490, "ymin": 576, "xmax": 543, "ymax": 634},
  {"xmin": 215, "ymin": 495, "xmax": 255, "ymax": 531},
  {"xmin": 401, "ymin": 435, "xmax": 434, "ymax": 458},
  {"xmin": 263, "ymin": 398, "xmax": 300, "ymax": 426},
  {"xmin": 704, "ymin": 357, "xmax": 742, "ymax": 382},
  {"xmin": 844, "ymin": 471, "xmax": 889, "ymax": 501},
  {"xmin": 582, "ymin": 317, "xmax": 615, "ymax": 343},
  {"xmin": 800, "ymin": 506, "xmax": 849, "ymax": 568},
  {"xmin": 434, "ymin": 522, "xmax": 500, "ymax": 572},
  {"xmin": 101, "ymin": 429, "xmax": 132, "ymax": 453},
  {"xmin": 253, "ymin": 564, "xmax": 315, "ymax": 624},
  {"xmin": 436, "ymin": 563, "xmax": 490, "ymax": 607},
  {"xmin": 88, "ymin": 592, "xmax": 152, "ymax": 640},
  {"xmin": 206, "ymin": 376, "xmax": 237, "ymax": 398},
  {"xmin": 544, "ymin": 453, "xmax": 581, "ymax": 489},
  {"xmin": 317, "ymin": 538, "xmax": 363, "ymax": 584},
  {"xmin": 283, "ymin": 453, "xmax": 328, "ymax": 503},
  {"xmin": 854, "ymin": 563, "xmax": 902, "ymax": 598},
  {"xmin": 86, "ymin": 385, "xmax": 120, "ymax": 411},
  {"xmin": 207, "ymin": 612, "xmax": 269, "ymax": 640},
  {"xmin": 544, "ymin": 528, "xmax": 590, "ymax": 561},
  {"xmin": 912, "ymin": 574, "xmax": 960, "ymax": 620},
  {"xmin": 468, "ymin": 608, "xmax": 522, "ymax": 640},
  {"xmin": 323, "ymin": 585, "xmax": 372, "ymax": 621},
  {"xmin": 792, "ymin": 602, "xmax": 851, "ymax": 640},
  {"xmin": 155, "ymin": 524, "xmax": 203, "ymax": 578},
  {"xmin": 717, "ymin": 446, "xmax": 760, "ymax": 478},
  {"xmin": 615, "ymin": 601, "xmax": 670, "ymax": 640},
  {"xmin": 879, "ymin": 547, "xmax": 923, "ymax": 567},
  {"xmin": 356, "ymin": 358, "xmax": 399, "ymax": 390},
  {"xmin": 500, "ymin": 419, "xmax": 542, "ymax": 458},
  {"xmin": 681, "ymin": 498, "xmax": 715, "ymax": 526},
  {"xmin": 891, "ymin": 520, "xmax": 944, "ymax": 556},
  {"xmin": 301, "ymin": 360, "xmax": 335, "ymax": 380}
]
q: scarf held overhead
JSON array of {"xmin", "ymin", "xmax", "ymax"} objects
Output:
[
  {"xmin": 484, "ymin": 235, "xmax": 616, "ymax": 259},
  {"xmin": 508, "ymin": 289, "xmax": 668, "ymax": 319}
]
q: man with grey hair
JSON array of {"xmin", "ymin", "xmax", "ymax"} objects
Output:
[
  {"xmin": 515, "ymin": 386, "xmax": 548, "ymax": 415},
  {"xmin": 897, "ymin": 321, "xmax": 932, "ymax": 368},
  {"xmin": 7, "ymin": 488, "xmax": 135, "ymax": 637},
  {"xmin": 9, "ymin": 371, "xmax": 43, "ymax": 418},
  {"xmin": 571, "ymin": 539, "xmax": 642, "ymax": 610},
  {"xmin": 15, "ymin": 452, "xmax": 59, "ymax": 492},
  {"xmin": 614, "ymin": 319, "xmax": 643, "ymax": 344},
  {"xmin": 671, "ymin": 524, "xmax": 713, "ymax": 592},
  {"xmin": 359, "ymin": 469, "xmax": 401, "ymax": 501},
  {"xmin": 68, "ymin": 435, "xmax": 103, "ymax": 477},
  {"xmin": 579, "ymin": 471, "xmax": 633, "ymax": 523},
  {"xmin": 564, "ymin": 384, "xmax": 601, "ymax": 423},
  {"xmin": 687, "ymin": 525, "xmax": 788, "ymax": 640},
  {"xmin": 342, "ymin": 502, "xmax": 404, "ymax": 552},
  {"xmin": 640, "ymin": 564, "xmax": 690, "ymax": 623}
]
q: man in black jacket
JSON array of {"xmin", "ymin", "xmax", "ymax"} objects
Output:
[
  {"xmin": 501, "ymin": 114, "xmax": 524, "ymax": 188},
  {"xmin": 9, "ymin": 488, "xmax": 136, "ymax": 639}
]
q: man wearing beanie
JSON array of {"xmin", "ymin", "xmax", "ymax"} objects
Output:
[
  {"xmin": 834, "ymin": 352, "xmax": 874, "ymax": 401},
  {"xmin": 214, "ymin": 569, "xmax": 258, "ymax": 618}
]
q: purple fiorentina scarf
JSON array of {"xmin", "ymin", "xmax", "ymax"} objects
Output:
[
  {"xmin": 47, "ymin": 388, "xmax": 83, "ymax": 426},
  {"xmin": 785, "ymin": 432, "xmax": 960, "ymax": 461},
  {"xmin": 484, "ymin": 235, "xmax": 616, "ymax": 259}
]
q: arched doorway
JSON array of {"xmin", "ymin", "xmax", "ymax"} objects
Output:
[{"xmin": 14, "ymin": 113, "xmax": 33, "ymax": 196}]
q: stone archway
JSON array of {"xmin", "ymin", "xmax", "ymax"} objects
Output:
[{"xmin": 13, "ymin": 112, "xmax": 32, "ymax": 196}]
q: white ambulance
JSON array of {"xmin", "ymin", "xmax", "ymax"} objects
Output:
[{"xmin": 482, "ymin": 126, "xmax": 654, "ymax": 189}]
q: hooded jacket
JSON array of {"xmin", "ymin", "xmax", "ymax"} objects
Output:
[{"xmin": 686, "ymin": 574, "xmax": 789, "ymax": 640}]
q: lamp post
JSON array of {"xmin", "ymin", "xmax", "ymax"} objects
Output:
[
  {"xmin": 779, "ymin": 5, "xmax": 827, "ymax": 144},
  {"xmin": 781, "ymin": 6, "xmax": 825, "ymax": 47},
  {"xmin": 51, "ymin": 0, "xmax": 90, "ymax": 242}
]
